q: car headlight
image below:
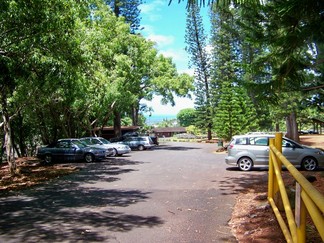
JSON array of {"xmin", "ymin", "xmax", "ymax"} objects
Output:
[{"xmin": 315, "ymin": 150, "xmax": 324, "ymax": 155}]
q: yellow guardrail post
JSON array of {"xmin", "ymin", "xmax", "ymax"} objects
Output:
[
  {"xmin": 268, "ymin": 138, "xmax": 275, "ymax": 198},
  {"xmin": 268, "ymin": 132, "xmax": 324, "ymax": 242},
  {"xmin": 273, "ymin": 133, "xmax": 283, "ymax": 210},
  {"xmin": 295, "ymin": 183, "xmax": 306, "ymax": 243}
]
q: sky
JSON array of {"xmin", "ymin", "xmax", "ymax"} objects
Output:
[{"xmin": 138, "ymin": 0, "xmax": 211, "ymax": 116}]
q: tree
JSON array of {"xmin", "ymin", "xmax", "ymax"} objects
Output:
[
  {"xmin": 0, "ymin": 0, "xmax": 85, "ymax": 174},
  {"xmin": 185, "ymin": 4, "xmax": 213, "ymax": 139},
  {"xmin": 106, "ymin": 0, "xmax": 142, "ymax": 33},
  {"xmin": 177, "ymin": 108, "xmax": 197, "ymax": 127},
  {"xmin": 170, "ymin": 0, "xmax": 324, "ymax": 141},
  {"xmin": 210, "ymin": 4, "xmax": 258, "ymax": 140}
]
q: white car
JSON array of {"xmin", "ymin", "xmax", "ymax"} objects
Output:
[
  {"xmin": 80, "ymin": 137, "xmax": 131, "ymax": 157},
  {"xmin": 225, "ymin": 134, "xmax": 324, "ymax": 171}
]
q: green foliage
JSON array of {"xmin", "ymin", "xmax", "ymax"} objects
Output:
[
  {"xmin": 186, "ymin": 125, "xmax": 200, "ymax": 135},
  {"xmin": 210, "ymin": 4, "xmax": 259, "ymax": 141},
  {"xmin": 177, "ymin": 108, "xmax": 197, "ymax": 127},
  {"xmin": 178, "ymin": 0, "xmax": 323, "ymax": 141},
  {"xmin": 0, "ymin": 0, "xmax": 193, "ymax": 161}
]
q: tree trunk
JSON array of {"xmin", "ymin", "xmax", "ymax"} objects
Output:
[
  {"xmin": 207, "ymin": 127, "xmax": 212, "ymax": 140},
  {"xmin": 275, "ymin": 122, "xmax": 280, "ymax": 132},
  {"xmin": 113, "ymin": 110, "xmax": 122, "ymax": 138},
  {"xmin": 285, "ymin": 112, "xmax": 300, "ymax": 142},
  {"xmin": 3, "ymin": 113, "xmax": 16, "ymax": 175},
  {"xmin": 132, "ymin": 106, "xmax": 139, "ymax": 126},
  {"xmin": 1, "ymin": 89, "xmax": 16, "ymax": 174}
]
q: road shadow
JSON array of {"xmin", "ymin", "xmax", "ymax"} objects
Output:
[
  {"xmin": 0, "ymin": 159, "xmax": 164, "ymax": 242},
  {"xmin": 219, "ymin": 166, "xmax": 324, "ymax": 196},
  {"xmin": 216, "ymin": 170, "xmax": 269, "ymax": 196}
]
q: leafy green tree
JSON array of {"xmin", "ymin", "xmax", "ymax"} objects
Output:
[
  {"xmin": 177, "ymin": 108, "xmax": 197, "ymax": 127},
  {"xmin": 0, "ymin": 0, "xmax": 85, "ymax": 173},
  {"xmin": 185, "ymin": 4, "xmax": 213, "ymax": 139}
]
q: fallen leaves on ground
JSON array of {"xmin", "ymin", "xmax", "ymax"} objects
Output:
[{"xmin": 0, "ymin": 157, "xmax": 79, "ymax": 191}]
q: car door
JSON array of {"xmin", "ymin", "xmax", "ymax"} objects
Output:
[
  {"xmin": 54, "ymin": 141, "xmax": 70, "ymax": 161},
  {"xmin": 248, "ymin": 136, "xmax": 270, "ymax": 165},
  {"xmin": 122, "ymin": 137, "xmax": 135, "ymax": 148},
  {"xmin": 282, "ymin": 139, "xmax": 303, "ymax": 165}
]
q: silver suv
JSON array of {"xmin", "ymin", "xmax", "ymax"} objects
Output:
[{"xmin": 225, "ymin": 134, "xmax": 324, "ymax": 171}]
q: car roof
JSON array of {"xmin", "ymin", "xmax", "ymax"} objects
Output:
[{"xmin": 232, "ymin": 134, "xmax": 275, "ymax": 139}]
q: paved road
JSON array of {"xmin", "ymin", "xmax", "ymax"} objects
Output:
[{"xmin": 0, "ymin": 142, "xmax": 252, "ymax": 242}]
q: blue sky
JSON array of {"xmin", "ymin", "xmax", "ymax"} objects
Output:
[{"xmin": 139, "ymin": 0, "xmax": 210, "ymax": 116}]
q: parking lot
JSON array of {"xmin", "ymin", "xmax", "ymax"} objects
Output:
[{"xmin": 0, "ymin": 142, "xmax": 271, "ymax": 242}]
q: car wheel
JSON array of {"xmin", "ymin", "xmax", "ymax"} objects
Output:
[
  {"xmin": 138, "ymin": 145, "xmax": 145, "ymax": 151},
  {"xmin": 301, "ymin": 157, "xmax": 317, "ymax": 171},
  {"xmin": 238, "ymin": 157, "xmax": 253, "ymax": 171},
  {"xmin": 44, "ymin": 154, "xmax": 52, "ymax": 164},
  {"xmin": 84, "ymin": 153, "xmax": 95, "ymax": 163},
  {"xmin": 111, "ymin": 149, "xmax": 117, "ymax": 157}
]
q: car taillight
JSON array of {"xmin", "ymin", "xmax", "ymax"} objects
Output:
[{"xmin": 229, "ymin": 144, "xmax": 234, "ymax": 149}]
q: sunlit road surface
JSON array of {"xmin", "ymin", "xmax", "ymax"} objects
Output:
[{"xmin": 0, "ymin": 142, "xmax": 254, "ymax": 242}]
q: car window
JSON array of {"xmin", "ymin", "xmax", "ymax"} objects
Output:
[
  {"xmin": 90, "ymin": 139, "xmax": 101, "ymax": 145},
  {"xmin": 98, "ymin": 138, "xmax": 110, "ymax": 144},
  {"xmin": 58, "ymin": 141, "xmax": 69, "ymax": 148},
  {"xmin": 235, "ymin": 137, "xmax": 247, "ymax": 145},
  {"xmin": 249, "ymin": 137, "xmax": 268, "ymax": 146},
  {"xmin": 282, "ymin": 139, "xmax": 301, "ymax": 148},
  {"xmin": 72, "ymin": 140, "xmax": 86, "ymax": 148},
  {"xmin": 81, "ymin": 139, "xmax": 91, "ymax": 145}
]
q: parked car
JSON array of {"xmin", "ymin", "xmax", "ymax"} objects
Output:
[
  {"xmin": 80, "ymin": 137, "xmax": 131, "ymax": 156},
  {"xmin": 110, "ymin": 132, "xmax": 140, "ymax": 143},
  {"xmin": 118, "ymin": 136, "xmax": 155, "ymax": 150},
  {"xmin": 225, "ymin": 134, "xmax": 324, "ymax": 171},
  {"xmin": 36, "ymin": 138, "xmax": 108, "ymax": 164}
]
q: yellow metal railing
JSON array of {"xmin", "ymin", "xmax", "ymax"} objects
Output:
[{"xmin": 268, "ymin": 133, "xmax": 324, "ymax": 243}]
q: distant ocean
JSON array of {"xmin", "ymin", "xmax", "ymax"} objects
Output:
[{"xmin": 144, "ymin": 114, "xmax": 177, "ymax": 125}]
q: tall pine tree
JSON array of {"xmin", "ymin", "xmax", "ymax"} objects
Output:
[
  {"xmin": 185, "ymin": 4, "xmax": 213, "ymax": 139},
  {"xmin": 210, "ymin": 4, "xmax": 258, "ymax": 141},
  {"xmin": 106, "ymin": 0, "xmax": 142, "ymax": 34}
]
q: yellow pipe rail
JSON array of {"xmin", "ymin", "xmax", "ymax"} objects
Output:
[{"xmin": 268, "ymin": 133, "xmax": 324, "ymax": 243}]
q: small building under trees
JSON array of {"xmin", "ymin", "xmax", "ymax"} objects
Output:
[
  {"xmin": 95, "ymin": 126, "xmax": 140, "ymax": 140},
  {"xmin": 152, "ymin": 127, "xmax": 186, "ymax": 138}
]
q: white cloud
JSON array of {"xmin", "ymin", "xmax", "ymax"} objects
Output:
[
  {"xmin": 139, "ymin": 0, "xmax": 164, "ymax": 21},
  {"xmin": 139, "ymin": 0, "xmax": 164, "ymax": 14},
  {"xmin": 147, "ymin": 34, "xmax": 175, "ymax": 47},
  {"xmin": 178, "ymin": 68, "xmax": 194, "ymax": 76},
  {"xmin": 160, "ymin": 48, "xmax": 184, "ymax": 60}
]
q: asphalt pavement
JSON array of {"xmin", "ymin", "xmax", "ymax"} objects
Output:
[{"xmin": 0, "ymin": 142, "xmax": 246, "ymax": 242}]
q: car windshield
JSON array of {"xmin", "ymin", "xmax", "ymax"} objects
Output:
[{"xmin": 98, "ymin": 138, "xmax": 111, "ymax": 144}]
